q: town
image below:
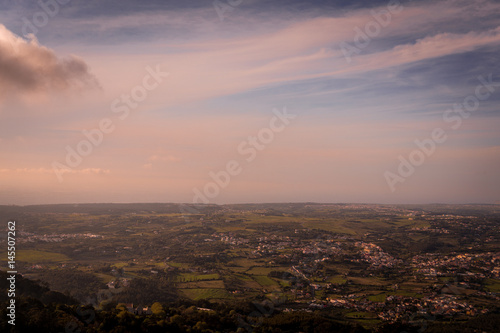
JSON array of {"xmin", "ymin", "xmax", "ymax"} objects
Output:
[{"xmin": 1, "ymin": 203, "xmax": 499, "ymax": 331}]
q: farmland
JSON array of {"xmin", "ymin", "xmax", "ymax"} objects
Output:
[{"xmin": 1, "ymin": 203, "xmax": 499, "ymax": 331}]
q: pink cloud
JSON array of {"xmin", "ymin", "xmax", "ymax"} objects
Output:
[
  {"xmin": 0, "ymin": 24, "xmax": 99, "ymax": 104},
  {"xmin": 0, "ymin": 167, "xmax": 109, "ymax": 175}
]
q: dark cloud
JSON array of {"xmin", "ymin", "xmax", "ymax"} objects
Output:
[{"xmin": 0, "ymin": 24, "xmax": 99, "ymax": 101}]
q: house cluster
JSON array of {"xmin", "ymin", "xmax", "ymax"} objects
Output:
[
  {"xmin": 106, "ymin": 277, "xmax": 130, "ymax": 289},
  {"xmin": 210, "ymin": 232, "xmax": 346, "ymax": 266},
  {"xmin": 410, "ymin": 252, "xmax": 500, "ymax": 278},
  {"xmin": 124, "ymin": 303, "xmax": 152, "ymax": 315},
  {"xmin": 410, "ymin": 226, "xmax": 450, "ymax": 233},
  {"xmin": 352, "ymin": 242, "xmax": 402, "ymax": 269},
  {"xmin": 210, "ymin": 232, "xmax": 250, "ymax": 245},
  {"xmin": 17, "ymin": 231, "xmax": 102, "ymax": 243},
  {"xmin": 327, "ymin": 293, "xmax": 482, "ymax": 323}
]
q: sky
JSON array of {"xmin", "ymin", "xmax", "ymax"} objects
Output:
[{"xmin": 0, "ymin": 0, "xmax": 499, "ymax": 205}]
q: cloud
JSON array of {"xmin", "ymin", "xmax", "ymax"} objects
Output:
[
  {"xmin": 1, "ymin": 1, "xmax": 499, "ymax": 205},
  {"xmin": 388, "ymin": 27, "xmax": 500, "ymax": 64},
  {"xmin": 88, "ymin": 1, "xmax": 500, "ymax": 110},
  {"xmin": 142, "ymin": 153, "xmax": 181, "ymax": 169},
  {"xmin": 325, "ymin": 26, "xmax": 500, "ymax": 79},
  {"xmin": 148, "ymin": 154, "xmax": 181, "ymax": 162},
  {"xmin": 0, "ymin": 167, "xmax": 109, "ymax": 175},
  {"xmin": 0, "ymin": 24, "xmax": 99, "ymax": 102}
]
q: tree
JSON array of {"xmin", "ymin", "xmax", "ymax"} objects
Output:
[
  {"xmin": 116, "ymin": 303, "xmax": 128, "ymax": 312},
  {"xmin": 151, "ymin": 302, "xmax": 166, "ymax": 316},
  {"xmin": 193, "ymin": 320, "xmax": 208, "ymax": 331}
]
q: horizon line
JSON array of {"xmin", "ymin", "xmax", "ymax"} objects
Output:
[{"xmin": 1, "ymin": 201, "xmax": 499, "ymax": 207}]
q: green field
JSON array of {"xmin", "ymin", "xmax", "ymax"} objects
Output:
[
  {"xmin": 485, "ymin": 278, "xmax": 500, "ymax": 292},
  {"xmin": 94, "ymin": 273, "xmax": 116, "ymax": 283},
  {"xmin": 175, "ymin": 273, "xmax": 220, "ymax": 282},
  {"xmin": 15, "ymin": 250, "xmax": 71, "ymax": 263},
  {"xmin": 345, "ymin": 311, "xmax": 378, "ymax": 319},
  {"xmin": 367, "ymin": 293, "xmax": 387, "ymax": 302},
  {"xmin": 253, "ymin": 275, "xmax": 278, "ymax": 287},
  {"xmin": 329, "ymin": 276, "xmax": 347, "ymax": 284},
  {"xmin": 349, "ymin": 277, "xmax": 388, "ymax": 286},
  {"xmin": 301, "ymin": 220, "xmax": 357, "ymax": 234},
  {"xmin": 180, "ymin": 288, "xmax": 231, "ymax": 300},
  {"xmin": 112, "ymin": 262, "xmax": 129, "ymax": 269},
  {"xmin": 166, "ymin": 262, "xmax": 190, "ymax": 268},
  {"xmin": 178, "ymin": 280, "xmax": 226, "ymax": 289},
  {"xmin": 247, "ymin": 266, "xmax": 275, "ymax": 275}
]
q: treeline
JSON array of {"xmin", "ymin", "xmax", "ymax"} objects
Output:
[
  {"xmin": 0, "ymin": 298, "xmax": 370, "ymax": 333},
  {"xmin": 112, "ymin": 276, "xmax": 178, "ymax": 305},
  {"xmin": 424, "ymin": 312, "xmax": 500, "ymax": 333},
  {"xmin": 0, "ymin": 271, "xmax": 77, "ymax": 305},
  {"xmin": 32, "ymin": 268, "xmax": 106, "ymax": 302},
  {"xmin": 2, "ymin": 297, "xmax": 499, "ymax": 333},
  {"xmin": 1, "ymin": 272, "xmax": 499, "ymax": 332}
]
